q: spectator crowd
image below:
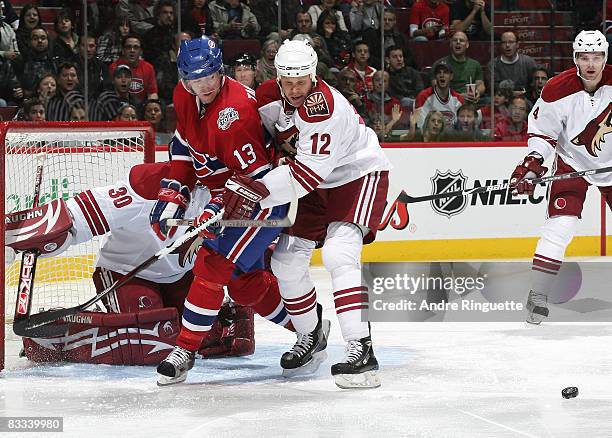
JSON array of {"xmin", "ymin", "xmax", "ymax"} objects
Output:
[{"xmin": 0, "ymin": 0, "xmax": 607, "ymax": 143}]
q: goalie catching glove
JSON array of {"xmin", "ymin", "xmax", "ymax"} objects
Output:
[
  {"xmin": 223, "ymin": 174, "xmax": 270, "ymax": 220},
  {"xmin": 150, "ymin": 178, "xmax": 191, "ymax": 240},
  {"xmin": 510, "ymin": 154, "xmax": 548, "ymax": 196}
]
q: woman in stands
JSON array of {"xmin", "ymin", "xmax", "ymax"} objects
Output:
[
  {"xmin": 96, "ymin": 12, "xmax": 131, "ymax": 65},
  {"xmin": 34, "ymin": 73, "xmax": 57, "ymax": 108},
  {"xmin": 15, "ymin": 4, "xmax": 41, "ymax": 56},
  {"xmin": 115, "ymin": 102, "xmax": 137, "ymax": 121},
  {"xmin": 51, "ymin": 9, "xmax": 80, "ymax": 63},
  {"xmin": 316, "ymin": 10, "xmax": 352, "ymax": 72}
]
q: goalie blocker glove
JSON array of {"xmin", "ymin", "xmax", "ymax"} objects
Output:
[
  {"xmin": 150, "ymin": 178, "xmax": 191, "ymax": 240},
  {"xmin": 223, "ymin": 174, "xmax": 270, "ymax": 220},
  {"xmin": 510, "ymin": 154, "xmax": 548, "ymax": 196}
]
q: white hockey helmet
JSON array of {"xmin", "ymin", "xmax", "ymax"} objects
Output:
[
  {"xmin": 573, "ymin": 30, "xmax": 608, "ymax": 62},
  {"xmin": 274, "ymin": 39, "xmax": 318, "ymax": 82}
]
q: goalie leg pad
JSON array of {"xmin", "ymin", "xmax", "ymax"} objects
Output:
[
  {"xmin": 93, "ymin": 267, "xmax": 165, "ymax": 313},
  {"xmin": 22, "ymin": 308, "xmax": 180, "ymax": 365},
  {"xmin": 5, "ymin": 198, "xmax": 74, "ymax": 255},
  {"xmin": 198, "ymin": 302, "xmax": 255, "ymax": 358}
]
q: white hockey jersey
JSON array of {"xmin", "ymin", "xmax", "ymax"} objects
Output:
[
  {"xmin": 67, "ymin": 162, "xmax": 209, "ymax": 283},
  {"xmin": 255, "ymin": 79, "xmax": 392, "ymax": 208},
  {"xmin": 527, "ymin": 65, "xmax": 612, "ymax": 186}
]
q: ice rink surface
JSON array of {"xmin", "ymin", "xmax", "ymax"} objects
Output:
[{"xmin": 2, "ymin": 266, "xmax": 612, "ymax": 438}]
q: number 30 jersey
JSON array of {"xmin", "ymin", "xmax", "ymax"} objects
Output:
[
  {"xmin": 256, "ymin": 78, "xmax": 392, "ymax": 208},
  {"xmin": 67, "ymin": 162, "xmax": 209, "ymax": 283}
]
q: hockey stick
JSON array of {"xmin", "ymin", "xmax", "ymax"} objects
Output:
[
  {"xmin": 11, "ymin": 155, "xmax": 69, "ymax": 338},
  {"xmin": 11, "ymin": 211, "xmax": 225, "ymax": 338},
  {"xmin": 164, "ymin": 197, "xmax": 298, "ymax": 228},
  {"xmin": 398, "ymin": 165, "xmax": 612, "ymax": 204}
]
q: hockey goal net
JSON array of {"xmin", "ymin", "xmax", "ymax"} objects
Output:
[{"xmin": 1, "ymin": 121, "xmax": 155, "ymax": 370}]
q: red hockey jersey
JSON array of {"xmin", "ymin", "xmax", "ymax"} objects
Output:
[{"xmin": 169, "ymin": 77, "xmax": 271, "ymax": 191}]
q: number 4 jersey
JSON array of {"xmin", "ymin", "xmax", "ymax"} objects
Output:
[
  {"xmin": 67, "ymin": 162, "xmax": 210, "ymax": 283},
  {"xmin": 255, "ymin": 79, "xmax": 392, "ymax": 208},
  {"xmin": 527, "ymin": 65, "xmax": 612, "ymax": 186}
]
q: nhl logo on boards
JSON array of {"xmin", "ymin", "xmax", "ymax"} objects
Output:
[
  {"xmin": 430, "ymin": 170, "xmax": 468, "ymax": 218},
  {"xmin": 217, "ymin": 107, "xmax": 239, "ymax": 130},
  {"xmin": 305, "ymin": 92, "xmax": 330, "ymax": 117}
]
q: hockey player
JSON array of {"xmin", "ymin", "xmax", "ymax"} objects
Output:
[
  {"xmin": 509, "ymin": 30, "xmax": 612, "ymax": 324},
  {"xmin": 222, "ymin": 39, "xmax": 392, "ymax": 389},
  {"xmin": 5, "ymin": 161, "xmax": 294, "ymax": 365},
  {"xmin": 149, "ymin": 36, "xmax": 289, "ymax": 385}
]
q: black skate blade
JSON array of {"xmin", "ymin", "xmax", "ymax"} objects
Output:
[
  {"xmin": 282, "ymin": 350, "xmax": 328, "ymax": 378},
  {"xmin": 334, "ymin": 370, "xmax": 381, "ymax": 389}
]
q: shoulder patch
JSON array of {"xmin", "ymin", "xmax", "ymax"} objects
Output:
[
  {"xmin": 541, "ymin": 69, "xmax": 583, "ymax": 103},
  {"xmin": 304, "ymin": 92, "xmax": 330, "ymax": 117},
  {"xmin": 217, "ymin": 107, "xmax": 239, "ymax": 130}
]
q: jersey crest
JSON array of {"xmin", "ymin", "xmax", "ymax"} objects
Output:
[
  {"xmin": 305, "ymin": 92, "xmax": 330, "ymax": 117},
  {"xmin": 570, "ymin": 102, "xmax": 612, "ymax": 157},
  {"xmin": 217, "ymin": 107, "xmax": 239, "ymax": 130}
]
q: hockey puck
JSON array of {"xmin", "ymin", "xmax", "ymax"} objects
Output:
[{"xmin": 562, "ymin": 387, "xmax": 578, "ymax": 399}]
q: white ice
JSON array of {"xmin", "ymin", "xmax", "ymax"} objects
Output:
[{"xmin": 2, "ymin": 266, "xmax": 612, "ymax": 438}]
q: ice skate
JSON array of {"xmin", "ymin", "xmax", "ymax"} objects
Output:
[
  {"xmin": 526, "ymin": 290, "xmax": 549, "ymax": 325},
  {"xmin": 157, "ymin": 346, "xmax": 195, "ymax": 386},
  {"xmin": 331, "ymin": 336, "xmax": 381, "ymax": 389},
  {"xmin": 281, "ymin": 304, "xmax": 330, "ymax": 377}
]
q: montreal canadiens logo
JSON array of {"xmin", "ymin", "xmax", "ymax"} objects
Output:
[{"xmin": 217, "ymin": 107, "xmax": 239, "ymax": 130}]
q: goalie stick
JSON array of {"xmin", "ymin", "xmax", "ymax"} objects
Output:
[
  {"xmin": 11, "ymin": 211, "xmax": 225, "ymax": 338},
  {"xmin": 398, "ymin": 165, "xmax": 612, "ymax": 204},
  {"xmin": 164, "ymin": 198, "xmax": 298, "ymax": 228},
  {"xmin": 12, "ymin": 154, "xmax": 69, "ymax": 338}
]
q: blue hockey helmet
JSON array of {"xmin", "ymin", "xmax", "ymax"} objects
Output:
[{"xmin": 177, "ymin": 36, "xmax": 223, "ymax": 81}]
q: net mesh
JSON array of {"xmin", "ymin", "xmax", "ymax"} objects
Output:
[{"xmin": 4, "ymin": 126, "xmax": 151, "ymax": 324}]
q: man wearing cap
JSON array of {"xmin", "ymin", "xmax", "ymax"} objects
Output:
[
  {"xmin": 91, "ymin": 63, "xmax": 136, "ymax": 121},
  {"xmin": 109, "ymin": 34, "xmax": 159, "ymax": 105},
  {"xmin": 229, "ymin": 52, "xmax": 258, "ymax": 90},
  {"xmin": 415, "ymin": 60, "xmax": 465, "ymax": 129}
]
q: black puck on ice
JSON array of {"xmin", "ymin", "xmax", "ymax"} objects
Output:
[{"xmin": 562, "ymin": 387, "xmax": 578, "ymax": 399}]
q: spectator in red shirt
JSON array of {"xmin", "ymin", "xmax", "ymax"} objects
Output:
[
  {"xmin": 494, "ymin": 95, "xmax": 528, "ymax": 141},
  {"xmin": 109, "ymin": 34, "xmax": 159, "ymax": 105},
  {"xmin": 409, "ymin": 0, "xmax": 450, "ymax": 41},
  {"xmin": 347, "ymin": 40, "xmax": 377, "ymax": 97}
]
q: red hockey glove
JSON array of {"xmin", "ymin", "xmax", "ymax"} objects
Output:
[
  {"xmin": 510, "ymin": 155, "xmax": 548, "ymax": 196},
  {"xmin": 223, "ymin": 174, "xmax": 270, "ymax": 220},
  {"xmin": 150, "ymin": 179, "xmax": 191, "ymax": 240},
  {"xmin": 193, "ymin": 195, "xmax": 223, "ymax": 239}
]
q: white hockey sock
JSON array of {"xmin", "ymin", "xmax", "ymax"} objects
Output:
[
  {"xmin": 531, "ymin": 216, "xmax": 578, "ymax": 294},
  {"xmin": 324, "ymin": 222, "xmax": 370, "ymax": 341}
]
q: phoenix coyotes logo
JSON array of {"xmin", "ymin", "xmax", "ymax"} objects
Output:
[
  {"xmin": 571, "ymin": 103, "xmax": 612, "ymax": 157},
  {"xmin": 175, "ymin": 233, "xmax": 203, "ymax": 268},
  {"xmin": 305, "ymin": 92, "xmax": 330, "ymax": 117}
]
